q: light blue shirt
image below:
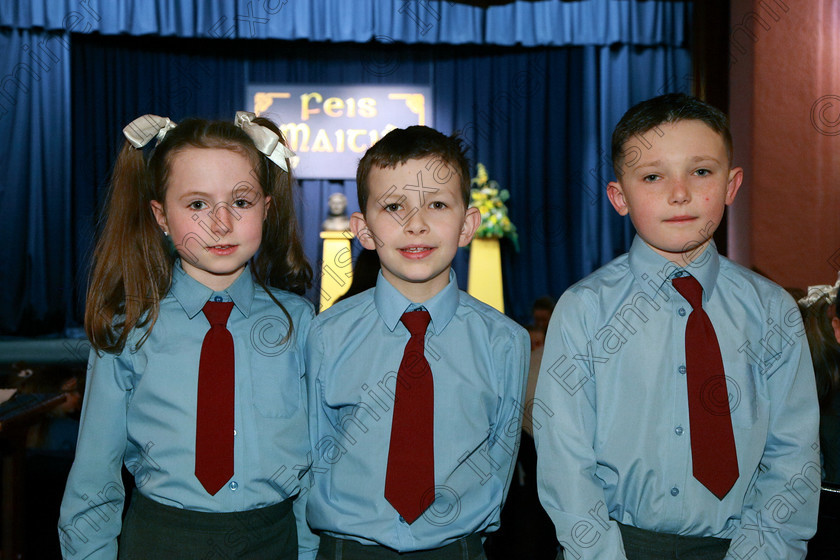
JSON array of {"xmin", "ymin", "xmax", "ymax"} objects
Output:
[
  {"xmin": 534, "ymin": 236, "xmax": 820, "ymax": 560},
  {"xmin": 305, "ymin": 271, "xmax": 529, "ymax": 551},
  {"xmin": 59, "ymin": 263, "xmax": 318, "ymax": 559}
]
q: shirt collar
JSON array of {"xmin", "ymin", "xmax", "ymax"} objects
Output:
[
  {"xmin": 373, "ymin": 269, "xmax": 460, "ymax": 335},
  {"xmin": 628, "ymin": 235, "xmax": 720, "ymax": 303},
  {"xmin": 169, "ymin": 260, "xmax": 255, "ymax": 319}
]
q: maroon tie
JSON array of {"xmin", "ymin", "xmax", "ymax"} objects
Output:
[
  {"xmin": 385, "ymin": 310, "xmax": 435, "ymax": 523},
  {"xmin": 672, "ymin": 276, "xmax": 739, "ymax": 499},
  {"xmin": 195, "ymin": 301, "xmax": 235, "ymax": 495}
]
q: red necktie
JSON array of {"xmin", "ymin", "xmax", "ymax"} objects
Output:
[
  {"xmin": 385, "ymin": 310, "xmax": 435, "ymax": 523},
  {"xmin": 672, "ymin": 276, "xmax": 739, "ymax": 499},
  {"xmin": 195, "ymin": 301, "xmax": 235, "ymax": 495}
]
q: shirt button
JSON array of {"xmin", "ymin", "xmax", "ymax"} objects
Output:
[
  {"xmin": 399, "ymin": 516, "xmax": 406, "ymax": 524},
  {"xmin": 678, "ymin": 365, "xmax": 686, "ymax": 375},
  {"xmin": 670, "ymin": 487, "xmax": 679, "ymax": 496},
  {"xmin": 674, "ymin": 426, "xmax": 684, "ymax": 436},
  {"xmin": 678, "ymin": 308, "xmax": 686, "ymax": 316},
  {"xmin": 229, "ymin": 481, "xmax": 238, "ymax": 491}
]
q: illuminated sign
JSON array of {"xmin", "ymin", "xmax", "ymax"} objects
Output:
[{"xmin": 246, "ymin": 84, "xmax": 432, "ymax": 179}]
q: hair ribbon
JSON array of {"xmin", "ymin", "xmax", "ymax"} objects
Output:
[
  {"xmin": 123, "ymin": 115, "xmax": 176, "ymax": 148},
  {"xmin": 234, "ymin": 111, "xmax": 295, "ymax": 172},
  {"xmin": 798, "ymin": 281, "xmax": 840, "ymax": 307}
]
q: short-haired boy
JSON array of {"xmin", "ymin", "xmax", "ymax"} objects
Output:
[
  {"xmin": 305, "ymin": 126, "xmax": 530, "ymax": 559},
  {"xmin": 534, "ymin": 93, "xmax": 820, "ymax": 559}
]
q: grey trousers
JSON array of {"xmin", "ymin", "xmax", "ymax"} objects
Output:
[
  {"xmin": 317, "ymin": 534, "xmax": 486, "ymax": 560},
  {"xmin": 119, "ymin": 490, "xmax": 297, "ymax": 560},
  {"xmin": 558, "ymin": 521, "xmax": 730, "ymax": 560}
]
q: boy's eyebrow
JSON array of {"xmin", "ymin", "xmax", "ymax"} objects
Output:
[
  {"xmin": 634, "ymin": 159, "xmax": 664, "ymax": 170},
  {"xmin": 689, "ymin": 155, "xmax": 723, "ymax": 164},
  {"xmin": 377, "ymin": 191, "xmax": 404, "ymax": 201},
  {"xmin": 418, "ymin": 188, "xmax": 452, "ymax": 198},
  {"xmin": 634, "ymin": 155, "xmax": 723, "ymax": 170}
]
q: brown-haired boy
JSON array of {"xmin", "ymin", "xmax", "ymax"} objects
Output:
[
  {"xmin": 534, "ymin": 94, "xmax": 820, "ymax": 559},
  {"xmin": 305, "ymin": 126, "xmax": 529, "ymax": 559}
]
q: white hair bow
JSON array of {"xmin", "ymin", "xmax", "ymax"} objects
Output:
[
  {"xmin": 234, "ymin": 111, "xmax": 295, "ymax": 172},
  {"xmin": 798, "ymin": 281, "xmax": 840, "ymax": 307},
  {"xmin": 122, "ymin": 114, "xmax": 176, "ymax": 148}
]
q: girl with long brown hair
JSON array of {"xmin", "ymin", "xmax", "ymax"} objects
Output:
[{"xmin": 59, "ymin": 112, "xmax": 316, "ymax": 559}]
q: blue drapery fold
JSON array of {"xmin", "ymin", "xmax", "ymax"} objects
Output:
[
  {"xmin": 1, "ymin": 28, "xmax": 73, "ymax": 334},
  {"xmin": 0, "ymin": 0, "xmax": 690, "ymax": 46},
  {"xmin": 1, "ymin": 0, "xmax": 692, "ymax": 333}
]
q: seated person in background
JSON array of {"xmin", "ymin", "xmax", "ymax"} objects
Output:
[
  {"xmin": 10, "ymin": 363, "xmax": 84, "ymax": 560},
  {"xmin": 799, "ymin": 282, "xmax": 840, "ymax": 484},
  {"xmin": 535, "ymin": 93, "xmax": 819, "ymax": 560},
  {"xmin": 527, "ymin": 324, "xmax": 546, "ymax": 352},
  {"xmin": 12, "ymin": 362, "xmax": 83, "ymax": 453},
  {"xmin": 531, "ymin": 296, "xmax": 555, "ymax": 333}
]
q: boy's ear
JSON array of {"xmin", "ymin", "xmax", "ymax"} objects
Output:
[
  {"xmin": 725, "ymin": 167, "xmax": 744, "ymax": 205},
  {"xmin": 350, "ymin": 211, "xmax": 377, "ymax": 251},
  {"xmin": 150, "ymin": 200, "xmax": 168, "ymax": 233},
  {"xmin": 606, "ymin": 181, "xmax": 630, "ymax": 216},
  {"xmin": 458, "ymin": 206, "xmax": 481, "ymax": 247}
]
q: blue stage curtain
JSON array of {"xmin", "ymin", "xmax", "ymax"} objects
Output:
[
  {"xmin": 65, "ymin": 36, "xmax": 690, "ymax": 328},
  {"xmin": 1, "ymin": 0, "xmax": 690, "ymax": 46},
  {"xmin": 1, "ymin": 0, "xmax": 692, "ymax": 332},
  {"xmin": 0, "ymin": 28, "xmax": 73, "ymax": 334}
]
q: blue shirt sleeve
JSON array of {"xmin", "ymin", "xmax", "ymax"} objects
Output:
[
  {"xmin": 724, "ymin": 292, "xmax": 819, "ymax": 560},
  {"xmin": 293, "ymin": 303, "xmax": 320, "ymax": 560},
  {"xmin": 485, "ymin": 326, "xmax": 530, "ymax": 530},
  {"xmin": 59, "ymin": 347, "xmax": 133, "ymax": 560},
  {"xmin": 534, "ymin": 289, "xmax": 628, "ymax": 559}
]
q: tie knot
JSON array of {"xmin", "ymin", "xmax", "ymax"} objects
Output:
[
  {"xmin": 672, "ymin": 275, "xmax": 703, "ymax": 309},
  {"xmin": 203, "ymin": 301, "xmax": 234, "ymax": 326},
  {"xmin": 401, "ymin": 310, "xmax": 431, "ymax": 336}
]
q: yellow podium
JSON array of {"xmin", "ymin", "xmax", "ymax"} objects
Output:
[
  {"xmin": 319, "ymin": 230, "xmax": 354, "ymax": 313},
  {"xmin": 467, "ymin": 237, "xmax": 504, "ymax": 312}
]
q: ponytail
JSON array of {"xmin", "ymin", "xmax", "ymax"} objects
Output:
[{"xmin": 85, "ymin": 142, "xmax": 173, "ymax": 353}]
